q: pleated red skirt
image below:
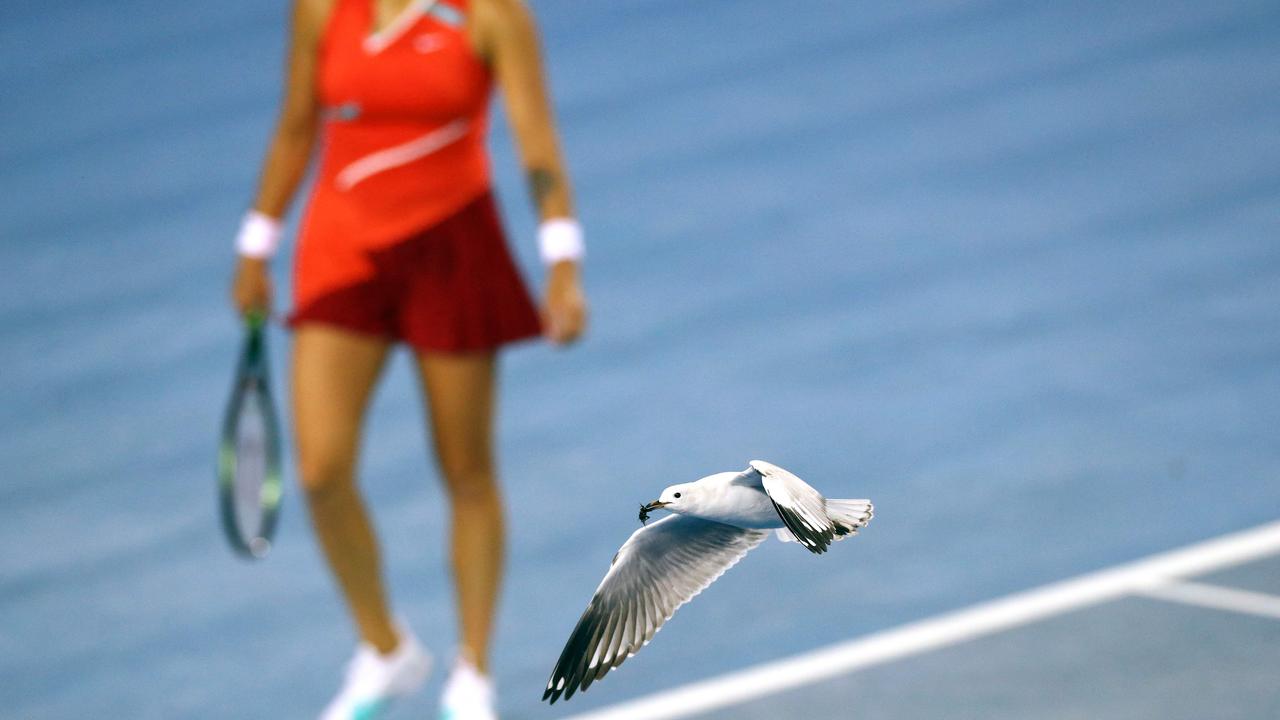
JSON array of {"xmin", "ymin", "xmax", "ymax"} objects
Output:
[{"xmin": 288, "ymin": 191, "xmax": 542, "ymax": 353}]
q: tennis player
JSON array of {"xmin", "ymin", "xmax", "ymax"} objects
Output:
[{"xmin": 229, "ymin": 0, "xmax": 587, "ymax": 717}]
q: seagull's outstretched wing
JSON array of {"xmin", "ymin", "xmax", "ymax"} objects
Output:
[
  {"xmin": 543, "ymin": 515, "xmax": 769, "ymax": 703},
  {"xmin": 749, "ymin": 459, "xmax": 836, "ymax": 554}
]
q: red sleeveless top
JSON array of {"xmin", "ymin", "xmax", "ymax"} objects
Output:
[{"xmin": 294, "ymin": 0, "xmax": 493, "ymax": 308}]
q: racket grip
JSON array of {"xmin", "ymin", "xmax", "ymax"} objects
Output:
[{"xmin": 245, "ymin": 310, "xmax": 268, "ymax": 330}]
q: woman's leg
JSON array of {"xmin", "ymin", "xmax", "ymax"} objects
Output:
[
  {"xmin": 292, "ymin": 324, "xmax": 399, "ymax": 653},
  {"xmin": 415, "ymin": 351, "xmax": 504, "ymax": 673}
]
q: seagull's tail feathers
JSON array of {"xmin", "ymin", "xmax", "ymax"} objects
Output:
[
  {"xmin": 773, "ymin": 499, "xmax": 872, "ymax": 544},
  {"xmin": 826, "ymin": 498, "xmax": 874, "ymax": 540}
]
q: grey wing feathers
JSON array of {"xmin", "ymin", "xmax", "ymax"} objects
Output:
[
  {"xmin": 752, "ymin": 460, "xmax": 838, "ymax": 554},
  {"xmin": 542, "ymin": 515, "xmax": 769, "ymax": 703}
]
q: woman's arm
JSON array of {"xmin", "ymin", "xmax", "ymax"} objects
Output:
[
  {"xmin": 472, "ymin": 0, "xmax": 587, "ymax": 345},
  {"xmin": 231, "ymin": 0, "xmax": 332, "ymax": 316}
]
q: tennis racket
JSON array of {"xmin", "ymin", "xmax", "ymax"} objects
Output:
[{"xmin": 217, "ymin": 313, "xmax": 284, "ymax": 559}]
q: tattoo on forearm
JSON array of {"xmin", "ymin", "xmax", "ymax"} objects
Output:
[{"xmin": 527, "ymin": 167, "xmax": 559, "ymax": 211}]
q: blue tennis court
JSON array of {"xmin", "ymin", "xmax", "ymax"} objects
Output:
[
  {"xmin": 562, "ymin": 524, "xmax": 1280, "ymax": 720},
  {"xmin": 2, "ymin": 0, "xmax": 1278, "ymax": 718}
]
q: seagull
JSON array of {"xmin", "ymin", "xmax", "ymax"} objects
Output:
[{"xmin": 542, "ymin": 460, "xmax": 873, "ymax": 703}]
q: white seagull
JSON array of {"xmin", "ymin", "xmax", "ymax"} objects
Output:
[{"xmin": 543, "ymin": 460, "xmax": 873, "ymax": 703}]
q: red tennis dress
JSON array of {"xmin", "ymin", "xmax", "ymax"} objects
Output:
[{"xmin": 289, "ymin": 0, "xmax": 541, "ymax": 351}]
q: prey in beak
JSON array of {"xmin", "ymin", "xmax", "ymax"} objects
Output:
[{"xmin": 638, "ymin": 500, "xmax": 668, "ymax": 525}]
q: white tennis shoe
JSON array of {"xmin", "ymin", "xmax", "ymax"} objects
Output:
[
  {"xmin": 439, "ymin": 658, "xmax": 497, "ymax": 720},
  {"xmin": 320, "ymin": 628, "xmax": 431, "ymax": 720}
]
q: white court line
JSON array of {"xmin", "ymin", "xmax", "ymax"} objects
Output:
[
  {"xmin": 559, "ymin": 519, "xmax": 1280, "ymax": 720},
  {"xmin": 1136, "ymin": 579, "xmax": 1280, "ymax": 620}
]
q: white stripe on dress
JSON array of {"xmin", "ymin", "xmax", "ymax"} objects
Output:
[
  {"xmin": 362, "ymin": 0, "xmax": 438, "ymax": 54},
  {"xmin": 333, "ymin": 119, "xmax": 469, "ymax": 191}
]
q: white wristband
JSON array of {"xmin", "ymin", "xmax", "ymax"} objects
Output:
[
  {"xmin": 537, "ymin": 218, "xmax": 585, "ymax": 266},
  {"xmin": 235, "ymin": 210, "xmax": 283, "ymax": 259}
]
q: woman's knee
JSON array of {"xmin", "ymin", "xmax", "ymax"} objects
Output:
[
  {"xmin": 438, "ymin": 461, "xmax": 500, "ymax": 505},
  {"xmin": 297, "ymin": 450, "xmax": 356, "ymax": 499}
]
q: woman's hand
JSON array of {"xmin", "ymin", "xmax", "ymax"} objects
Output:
[
  {"xmin": 543, "ymin": 260, "xmax": 587, "ymax": 345},
  {"xmin": 232, "ymin": 256, "xmax": 273, "ymax": 318}
]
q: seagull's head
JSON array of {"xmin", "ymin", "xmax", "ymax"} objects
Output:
[
  {"xmin": 657, "ymin": 483, "xmax": 696, "ymax": 509},
  {"xmin": 639, "ymin": 483, "xmax": 696, "ymax": 523}
]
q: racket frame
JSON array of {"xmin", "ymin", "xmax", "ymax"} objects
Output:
[{"xmin": 217, "ymin": 313, "xmax": 284, "ymax": 559}]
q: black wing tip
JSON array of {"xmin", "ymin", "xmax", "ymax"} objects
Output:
[
  {"xmin": 770, "ymin": 498, "xmax": 833, "ymax": 554},
  {"xmin": 542, "ymin": 674, "xmax": 580, "ymax": 704},
  {"xmin": 544, "ymin": 600, "xmax": 607, "ymax": 705},
  {"xmin": 796, "ymin": 537, "xmax": 828, "ymax": 554}
]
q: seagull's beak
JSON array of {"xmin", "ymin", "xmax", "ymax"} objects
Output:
[{"xmin": 638, "ymin": 500, "xmax": 669, "ymax": 525}]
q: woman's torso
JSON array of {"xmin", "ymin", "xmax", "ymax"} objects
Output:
[{"xmin": 300, "ymin": 0, "xmax": 493, "ymax": 255}]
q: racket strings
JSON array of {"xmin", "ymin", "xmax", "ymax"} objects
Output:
[{"xmin": 233, "ymin": 385, "xmax": 271, "ymax": 539}]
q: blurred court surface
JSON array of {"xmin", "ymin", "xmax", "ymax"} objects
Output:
[{"xmin": 1, "ymin": 0, "xmax": 1278, "ymax": 718}]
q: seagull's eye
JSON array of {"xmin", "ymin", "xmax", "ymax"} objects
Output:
[{"xmin": 673, "ymin": 492, "xmax": 681, "ymax": 499}]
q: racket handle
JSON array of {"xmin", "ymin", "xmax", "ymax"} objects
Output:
[
  {"xmin": 241, "ymin": 311, "xmax": 270, "ymax": 371},
  {"xmin": 245, "ymin": 310, "xmax": 268, "ymax": 330}
]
